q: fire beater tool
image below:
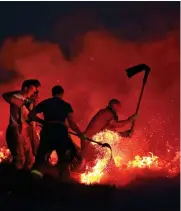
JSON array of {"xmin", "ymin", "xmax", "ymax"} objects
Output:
[
  {"xmin": 119, "ymin": 64, "xmax": 151, "ymax": 138},
  {"xmin": 69, "ymin": 131, "xmax": 113, "ymax": 172},
  {"xmin": 69, "ymin": 131, "xmax": 112, "ymax": 154},
  {"xmin": 35, "ymin": 124, "xmax": 112, "ymax": 159}
]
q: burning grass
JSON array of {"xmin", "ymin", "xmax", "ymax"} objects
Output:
[{"xmin": 0, "ymin": 130, "xmax": 180, "ymax": 186}]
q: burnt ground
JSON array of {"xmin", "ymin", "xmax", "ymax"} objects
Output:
[{"xmin": 0, "ymin": 163, "xmax": 179, "ymax": 211}]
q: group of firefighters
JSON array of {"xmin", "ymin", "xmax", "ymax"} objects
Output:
[{"xmin": 2, "ymin": 79, "xmax": 137, "ymax": 179}]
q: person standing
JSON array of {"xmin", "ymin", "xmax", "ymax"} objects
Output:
[
  {"xmin": 2, "ymin": 79, "xmax": 41, "ymax": 170},
  {"xmin": 29, "ymin": 85, "xmax": 86, "ymax": 179}
]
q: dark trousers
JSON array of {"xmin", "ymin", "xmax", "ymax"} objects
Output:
[
  {"xmin": 6, "ymin": 124, "xmax": 34, "ymax": 170},
  {"xmin": 34, "ymin": 123, "xmax": 79, "ymax": 177}
]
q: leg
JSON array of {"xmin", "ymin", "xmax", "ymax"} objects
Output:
[
  {"xmin": 31, "ymin": 124, "xmax": 40, "ymax": 156},
  {"xmin": 33, "ymin": 128, "xmax": 53, "ymax": 169},
  {"xmin": 56, "ymin": 148, "xmax": 70, "ymax": 181},
  {"xmin": 23, "ymin": 127, "xmax": 35, "ymax": 170},
  {"xmin": 70, "ymin": 143, "xmax": 86, "ymax": 172},
  {"xmin": 53, "ymin": 127, "xmax": 75, "ymax": 180},
  {"xmin": 6, "ymin": 125, "xmax": 25, "ymax": 170}
]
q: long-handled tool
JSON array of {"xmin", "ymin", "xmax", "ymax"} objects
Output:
[
  {"xmin": 69, "ymin": 131, "xmax": 112, "ymax": 152},
  {"xmin": 35, "ymin": 124, "xmax": 112, "ymax": 153},
  {"xmin": 119, "ymin": 64, "xmax": 151, "ymax": 137},
  {"xmin": 69, "ymin": 131, "xmax": 113, "ymax": 173}
]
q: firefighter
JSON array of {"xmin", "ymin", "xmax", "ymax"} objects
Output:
[
  {"xmin": 82, "ymin": 99, "xmax": 137, "ymax": 160},
  {"xmin": 29, "ymin": 85, "xmax": 86, "ymax": 179},
  {"xmin": 2, "ymin": 79, "xmax": 41, "ymax": 170}
]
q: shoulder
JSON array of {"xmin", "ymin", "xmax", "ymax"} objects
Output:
[
  {"xmin": 61, "ymin": 99, "xmax": 71, "ymax": 106},
  {"xmin": 40, "ymin": 98, "xmax": 51, "ymax": 104},
  {"xmin": 102, "ymin": 108, "xmax": 114, "ymax": 119},
  {"xmin": 35, "ymin": 98, "xmax": 51, "ymax": 112},
  {"xmin": 67, "ymin": 103, "xmax": 72, "ymax": 109},
  {"xmin": 62, "ymin": 100, "xmax": 73, "ymax": 112},
  {"xmin": 13, "ymin": 92, "xmax": 25, "ymax": 100},
  {"xmin": 98, "ymin": 108, "xmax": 111, "ymax": 115},
  {"xmin": 36, "ymin": 98, "xmax": 51, "ymax": 107},
  {"xmin": 90, "ymin": 108, "xmax": 111, "ymax": 120},
  {"xmin": 65, "ymin": 101, "xmax": 72, "ymax": 107}
]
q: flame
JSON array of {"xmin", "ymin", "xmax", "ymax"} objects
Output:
[
  {"xmin": 49, "ymin": 150, "xmax": 58, "ymax": 166},
  {"xmin": 113, "ymin": 155, "xmax": 122, "ymax": 167},
  {"xmin": 80, "ymin": 158, "xmax": 107, "ymax": 184},
  {"xmin": 127, "ymin": 152, "xmax": 159, "ymax": 168},
  {"xmin": 78, "ymin": 130, "xmax": 180, "ymax": 185},
  {"xmin": 0, "ymin": 130, "xmax": 180, "ymax": 186},
  {"xmin": 0, "ymin": 147, "xmax": 11, "ymax": 163}
]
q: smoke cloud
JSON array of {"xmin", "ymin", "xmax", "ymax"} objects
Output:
[{"xmin": 0, "ymin": 2, "xmax": 179, "ymax": 157}]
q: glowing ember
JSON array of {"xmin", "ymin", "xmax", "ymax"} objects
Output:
[
  {"xmin": 0, "ymin": 130, "xmax": 180, "ymax": 186},
  {"xmin": 0, "ymin": 147, "xmax": 11, "ymax": 163},
  {"xmin": 113, "ymin": 155, "xmax": 122, "ymax": 167},
  {"xmin": 80, "ymin": 158, "xmax": 107, "ymax": 184},
  {"xmin": 78, "ymin": 130, "xmax": 180, "ymax": 185},
  {"xmin": 49, "ymin": 150, "xmax": 58, "ymax": 166},
  {"xmin": 127, "ymin": 153, "xmax": 159, "ymax": 168}
]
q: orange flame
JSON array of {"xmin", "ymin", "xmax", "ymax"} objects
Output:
[
  {"xmin": 0, "ymin": 130, "xmax": 180, "ymax": 185},
  {"xmin": 78, "ymin": 130, "xmax": 180, "ymax": 185},
  {"xmin": 80, "ymin": 158, "xmax": 107, "ymax": 184},
  {"xmin": 127, "ymin": 152, "xmax": 159, "ymax": 168},
  {"xmin": 0, "ymin": 147, "xmax": 11, "ymax": 163}
]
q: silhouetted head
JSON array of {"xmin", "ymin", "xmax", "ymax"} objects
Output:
[
  {"xmin": 108, "ymin": 99, "xmax": 121, "ymax": 113},
  {"xmin": 52, "ymin": 85, "xmax": 64, "ymax": 98},
  {"xmin": 21, "ymin": 79, "xmax": 41, "ymax": 98}
]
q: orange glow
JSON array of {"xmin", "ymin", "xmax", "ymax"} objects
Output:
[
  {"xmin": 0, "ymin": 147, "xmax": 11, "ymax": 163},
  {"xmin": 0, "ymin": 130, "xmax": 180, "ymax": 186},
  {"xmin": 127, "ymin": 153, "xmax": 158, "ymax": 168},
  {"xmin": 77, "ymin": 130, "xmax": 180, "ymax": 185}
]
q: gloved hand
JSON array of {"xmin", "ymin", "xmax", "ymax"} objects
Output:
[{"xmin": 128, "ymin": 113, "xmax": 137, "ymax": 121}]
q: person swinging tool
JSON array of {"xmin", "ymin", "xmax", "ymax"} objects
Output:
[
  {"xmin": 29, "ymin": 85, "xmax": 87, "ymax": 179},
  {"xmin": 82, "ymin": 99, "xmax": 137, "ymax": 161}
]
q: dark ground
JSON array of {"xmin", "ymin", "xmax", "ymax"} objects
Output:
[{"xmin": 0, "ymin": 163, "xmax": 179, "ymax": 211}]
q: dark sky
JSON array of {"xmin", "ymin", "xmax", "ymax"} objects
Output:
[
  {"xmin": 0, "ymin": 2, "xmax": 180, "ymax": 154},
  {"xmin": 0, "ymin": 2, "xmax": 179, "ymax": 59}
]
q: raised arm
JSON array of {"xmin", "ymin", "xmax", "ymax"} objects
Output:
[
  {"xmin": 108, "ymin": 113, "xmax": 137, "ymax": 129},
  {"xmin": 2, "ymin": 91, "xmax": 24, "ymax": 108}
]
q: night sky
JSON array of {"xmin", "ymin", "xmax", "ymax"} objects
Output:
[
  {"xmin": 0, "ymin": 2, "xmax": 179, "ymax": 60},
  {"xmin": 0, "ymin": 2, "xmax": 180, "ymax": 155}
]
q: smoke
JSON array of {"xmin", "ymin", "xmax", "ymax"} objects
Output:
[
  {"xmin": 0, "ymin": 30, "xmax": 179, "ymax": 153},
  {"xmin": 0, "ymin": 2, "xmax": 179, "ymax": 157}
]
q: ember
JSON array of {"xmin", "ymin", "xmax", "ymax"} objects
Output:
[
  {"xmin": 0, "ymin": 130, "xmax": 180, "ymax": 186},
  {"xmin": 80, "ymin": 158, "xmax": 106, "ymax": 184},
  {"xmin": 0, "ymin": 147, "xmax": 11, "ymax": 163},
  {"xmin": 127, "ymin": 153, "xmax": 159, "ymax": 168},
  {"xmin": 77, "ymin": 130, "xmax": 180, "ymax": 185}
]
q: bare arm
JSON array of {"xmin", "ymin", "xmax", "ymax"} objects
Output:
[
  {"xmin": 67, "ymin": 113, "xmax": 82, "ymax": 134},
  {"xmin": 28, "ymin": 108, "xmax": 44, "ymax": 125},
  {"xmin": 2, "ymin": 91, "xmax": 24, "ymax": 108},
  {"xmin": 109, "ymin": 118, "xmax": 131, "ymax": 128},
  {"xmin": 109, "ymin": 114, "xmax": 137, "ymax": 129}
]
